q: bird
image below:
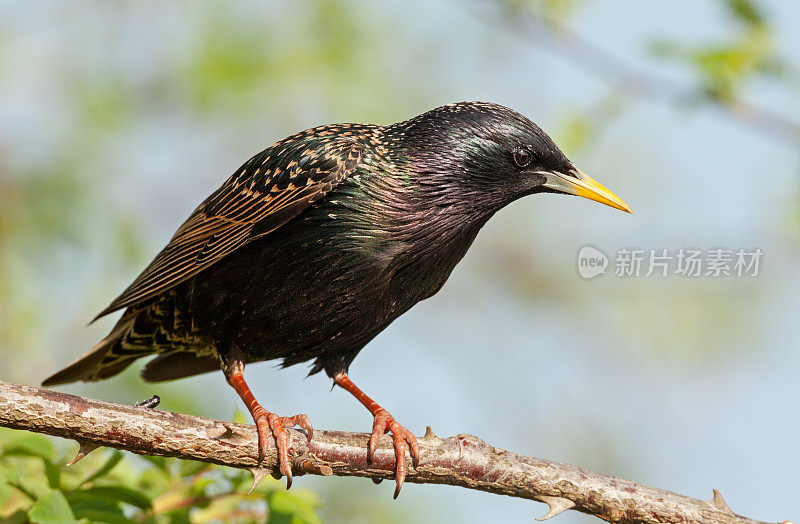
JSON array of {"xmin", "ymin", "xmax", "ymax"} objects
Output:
[{"xmin": 43, "ymin": 101, "xmax": 631, "ymax": 497}]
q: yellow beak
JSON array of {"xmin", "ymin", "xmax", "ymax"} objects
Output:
[{"xmin": 542, "ymin": 167, "xmax": 633, "ymax": 214}]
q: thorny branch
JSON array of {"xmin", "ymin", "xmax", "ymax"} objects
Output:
[
  {"xmin": 0, "ymin": 381, "xmax": 790, "ymax": 523},
  {"xmin": 466, "ymin": 0, "xmax": 800, "ymax": 146}
]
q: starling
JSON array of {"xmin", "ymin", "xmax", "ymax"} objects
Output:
[{"xmin": 43, "ymin": 102, "xmax": 631, "ymax": 496}]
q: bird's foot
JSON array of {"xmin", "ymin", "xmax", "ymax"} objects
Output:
[
  {"xmin": 251, "ymin": 406, "xmax": 313, "ymax": 489},
  {"xmin": 368, "ymin": 408, "xmax": 419, "ymax": 498}
]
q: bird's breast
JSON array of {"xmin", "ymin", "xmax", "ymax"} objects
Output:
[{"xmin": 300, "ymin": 166, "xmax": 492, "ymax": 310}]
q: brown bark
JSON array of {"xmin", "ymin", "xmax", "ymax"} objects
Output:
[{"xmin": 0, "ymin": 380, "xmax": 788, "ymax": 524}]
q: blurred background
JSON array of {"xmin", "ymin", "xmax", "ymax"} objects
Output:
[{"xmin": 1, "ymin": 0, "xmax": 798, "ymax": 522}]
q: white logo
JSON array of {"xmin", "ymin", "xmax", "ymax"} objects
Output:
[
  {"xmin": 576, "ymin": 246, "xmax": 762, "ymax": 279},
  {"xmin": 577, "ymin": 245, "xmax": 608, "ymax": 279}
]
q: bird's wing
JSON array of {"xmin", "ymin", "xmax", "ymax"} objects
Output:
[{"xmin": 95, "ymin": 138, "xmax": 364, "ymax": 320}]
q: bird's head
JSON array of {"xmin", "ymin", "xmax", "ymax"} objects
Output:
[{"xmin": 394, "ymin": 101, "xmax": 632, "ymax": 214}]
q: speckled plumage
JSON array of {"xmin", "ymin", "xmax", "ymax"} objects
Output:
[
  {"xmin": 44, "ymin": 101, "xmax": 577, "ymax": 386},
  {"xmin": 43, "ymin": 101, "xmax": 633, "ymax": 495}
]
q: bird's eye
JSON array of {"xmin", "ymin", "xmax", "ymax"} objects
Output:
[{"xmin": 513, "ymin": 148, "xmax": 531, "ymax": 168}]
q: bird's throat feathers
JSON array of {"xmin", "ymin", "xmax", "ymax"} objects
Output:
[
  {"xmin": 317, "ymin": 102, "xmax": 557, "ymax": 270},
  {"xmin": 318, "ymin": 149, "xmax": 493, "ymax": 277}
]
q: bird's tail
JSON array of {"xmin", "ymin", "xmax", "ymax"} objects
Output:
[
  {"xmin": 42, "ymin": 315, "xmax": 139, "ymax": 386},
  {"xmin": 43, "ymin": 289, "xmax": 213, "ymax": 386}
]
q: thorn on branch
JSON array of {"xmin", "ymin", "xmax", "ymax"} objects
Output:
[
  {"xmin": 712, "ymin": 489, "xmax": 734, "ymax": 514},
  {"xmin": 247, "ymin": 467, "xmax": 272, "ymax": 494},
  {"xmin": 422, "ymin": 425, "xmax": 441, "ymax": 442},
  {"xmin": 207, "ymin": 423, "xmax": 252, "ymax": 446},
  {"xmin": 135, "ymin": 395, "xmax": 160, "ymax": 409},
  {"xmin": 66, "ymin": 441, "xmax": 101, "ymax": 466},
  {"xmin": 536, "ymin": 495, "xmax": 576, "ymax": 521}
]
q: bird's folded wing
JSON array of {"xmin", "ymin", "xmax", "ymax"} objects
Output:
[{"xmin": 94, "ymin": 138, "xmax": 364, "ymax": 320}]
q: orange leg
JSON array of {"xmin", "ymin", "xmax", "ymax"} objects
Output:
[
  {"xmin": 224, "ymin": 364, "xmax": 312, "ymax": 489},
  {"xmin": 334, "ymin": 372, "xmax": 419, "ymax": 498}
]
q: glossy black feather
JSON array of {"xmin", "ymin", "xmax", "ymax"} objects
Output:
[
  {"xmin": 94, "ymin": 136, "xmax": 365, "ymax": 320},
  {"xmin": 44, "ymin": 102, "xmax": 574, "ymax": 385}
]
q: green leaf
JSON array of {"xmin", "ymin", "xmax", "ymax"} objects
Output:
[
  {"xmin": 266, "ymin": 490, "xmax": 322, "ymax": 524},
  {"xmin": 0, "ymin": 481, "xmax": 30, "ymax": 520},
  {"xmin": 43, "ymin": 460, "xmax": 61, "ymax": 490},
  {"xmin": 137, "ymin": 466, "xmax": 172, "ymax": 496},
  {"xmin": 27, "ymin": 491, "xmax": 75, "ymax": 524},
  {"xmin": 191, "ymin": 493, "xmax": 250, "ymax": 523},
  {"xmin": 725, "ymin": 0, "xmax": 764, "ymax": 27},
  {"xmin": 542, "ymin": 0, "xmax": 583, "ymax": 18},
  {"xmin": 72, "ymin": 508, "xmax": 134, "ymax": 524},
  {"xmin": 81, "ymin": 451, "xmax": 123, "ymax": 485},
  {"xmin": 178, "ymin": 459, "xmax": 209, "ymax": 478},
  {"xmin": 64, "ymin": 491, "xmax": 120, "ymax": 517},
  {"xmin": 1, "ymin": 433, "xmax": 55, "ymax": 461},
  {"xmin": 557, "ymin": 115, "xmax": 592, "ymax": 154},
  {"xmin": 231, "ymin": 408, "xmax": 247, "ymax": 425},
  {"xmin": 1, "ymin": 510, "xmax": 29, "ymax": 524},
  {"xmin": 77, "ymin": 486, "xmax": 152, "ymax": 510},
  {"xmin": 0, "ymin": 458, "xmax": 15, "ymax": 482},
  {"xmin": 139, "ymin": 455, "xmax": 171, "ymax": 472},
  {"xmin": 5, "ymin": 456, "xmax": 53, "ymax": 502},
  {"xmin": 164, "ymin": 507, "xmax": 191, "ymax": 524}
]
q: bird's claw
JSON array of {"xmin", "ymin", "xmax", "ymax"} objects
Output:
[
  {"xmin": 368, "ymin": 409, "xmax": 419, "ymax": 498},
  {"xmin": 252, "ymin": 407, "xmax": 313, "ymax": 490}
]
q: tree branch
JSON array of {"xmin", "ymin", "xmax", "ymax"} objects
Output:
[{"xmin": 0, "ymin": 380, "xmax": 787, "ymax": 524}]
